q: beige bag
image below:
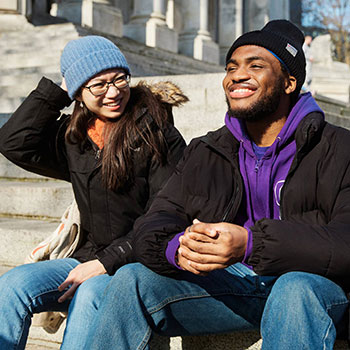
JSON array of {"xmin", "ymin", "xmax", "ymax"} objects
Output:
[
  {"xmin": 25, "ymin": 199, "xmax": 80, "ymax": 263},
  {"xmin": 25, "ymin": 199, "xmax": 81, "ymax": 333}
]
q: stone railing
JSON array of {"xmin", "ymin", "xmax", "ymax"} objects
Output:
[{"xmin": 315, "ymin": 93, "xmax": 350, "ymax": 128}]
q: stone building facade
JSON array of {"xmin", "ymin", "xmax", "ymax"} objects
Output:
[{"xmin": 2, "ymin": 0, "xmax": 296, "ymax": 65}]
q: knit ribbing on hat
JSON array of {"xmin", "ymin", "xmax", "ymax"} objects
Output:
[
  {"xmin": 60, "ymin": 36, "xmax": 130, "ymax": 99},
  {"xmin": 225, "ymin": 20, "xmax": 306, "ymax": 92}
]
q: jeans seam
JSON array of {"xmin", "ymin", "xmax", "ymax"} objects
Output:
[
  {"xmin": 22, "ymin": 258, "xmax": 79, "ymax": 311},
  {"xmin": 322, "ymin": 300, "xmax": 348, "ymax": 350},
  {"xmin": 147, "ymin": 290, "xmax": 266, "ymax": 315},
  {"xmin": 136, "ymin": 325, "xmax": 152, "ymax": 350},
  {"xmin": 15, "ymin": 259, "xmax": 79, "ymax": 349},
  {"xmin": 326, "ymin": 301, "xmax": 349, "ymax": 309},
  {"xmin": 322, "ymin": 319, "xmax": 332, "ymax": 350},
  {"xmin": 15, "ymin": 288, "xmax": 67, "ymax": 349}
]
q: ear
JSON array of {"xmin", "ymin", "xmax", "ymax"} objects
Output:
[
  {"xmin": 75, "ymin": 95, "xmax": 82, "ymax": 102},
  {"xmin": 284, "ymin": 75, "xmax": 297, "ymax": 95}
]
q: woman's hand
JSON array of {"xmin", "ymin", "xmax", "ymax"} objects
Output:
[
  {"xmin": 60, "ymin": 78, "xmax": 68, "ymax": 92},
  {"xmin": 57, "ymin": 259, "xmax": 107, "ymax": 303}
]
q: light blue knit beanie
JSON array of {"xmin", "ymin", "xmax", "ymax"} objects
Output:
[{"xmin": 60, "ymin": 35, "xmax": 130, "ymax": 99}]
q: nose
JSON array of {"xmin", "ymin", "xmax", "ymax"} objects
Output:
[
  {"xmin": 105, "ymin": 83, "xmax": 120, "ymax": 98},
  {"xmin": 229, "ymin": 66, "xmax": 250, "ymax": 83}
]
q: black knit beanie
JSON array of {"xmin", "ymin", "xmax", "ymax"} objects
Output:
[{"xmin": 226, "ymin": 20, "xmax": 306, "ymax": 92}]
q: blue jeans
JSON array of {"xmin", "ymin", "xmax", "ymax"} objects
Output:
[
  {"xmin": 86, "ymin": 263, "xmax": 349, "ymax": 350},
  {"xmin": 261, "ymin": 272, "xmax": 348, "ymax": 350},
  {"xmin": 0, "ymin": 258, "xmax": 112, "ymax": 349}
]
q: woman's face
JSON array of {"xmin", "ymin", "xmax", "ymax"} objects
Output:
[{"xmin": 79, "ymin": 68, "xmax": 131, "ymax": 121}]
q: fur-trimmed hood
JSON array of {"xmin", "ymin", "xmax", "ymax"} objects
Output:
[
  {"xmin": 131, "ymin": 80, "xmax": 189, "ymax": 125},
  {"xmin": 136, "ymin": 80, "xmax": 189, "ymax": 106}
]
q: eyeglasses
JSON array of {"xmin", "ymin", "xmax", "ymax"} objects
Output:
[{"xmin": 84, "ymin": 74, "xmax": 130, "ymax": 96}]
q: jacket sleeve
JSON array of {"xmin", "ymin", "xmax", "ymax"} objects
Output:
[
  {"xmin": 0, "ymin": 77, "xmax": 72, "ymax": 181},
  {"xmin": 132, "ymin": 141, "xmax": 203, "ymax": 276},
  {"xmin": 95, "ymin": 123, "xmax": 187, "ymax": 275},
  {"xmin": 248, "ymin": 156, "xmax": 350, "ymax": 288}
]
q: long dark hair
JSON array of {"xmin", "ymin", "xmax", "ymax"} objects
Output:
[{"xmin": 65, "ymin": 83, "xmax": 168, "ymax": 191}]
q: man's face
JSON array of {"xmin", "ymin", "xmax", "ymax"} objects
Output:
[{"xmin": 223, "ymin": 45, "xmax": 287, "ymax": 122}]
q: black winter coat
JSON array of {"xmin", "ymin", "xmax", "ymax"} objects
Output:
[
  {"xmin": 134, "ymin": 112, "xmax": 350, "ymax": 291},
  {"xmin": 0, "ymin": 77, "xmax": 186, "ymax": 275}
]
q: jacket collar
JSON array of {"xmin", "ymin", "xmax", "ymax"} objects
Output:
[
  {"xmin": 200, "ymin": 126, "xmax": 240, "ymax": 163},
  {"xmin": 198, "ymin": 109, "xmax": 325, "ymax": 167},
  {"xmin": 294, "ymin": 111, "xmax": 325, "ymax": 154}
]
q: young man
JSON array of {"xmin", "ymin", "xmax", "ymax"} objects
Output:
[{"xmin": 86, "ymin": 20, "xmax": 350, "ymax": 350}]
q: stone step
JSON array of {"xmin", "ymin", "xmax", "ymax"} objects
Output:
[
  {"xmin": 0, "ymin": 217, "xmax": 59, "ymax": 267},
  {"xmin": 0, "ymin": 22, "xmax": 223, "ymax": 77},
  {"xmin": 313, "ymin": 73, "xmax": 350, "ymax": 81},
  {"xmin": 312, "ymin": 81, "xmax": 350, "ymax": 89},
  {"xmin": 0, "ymin": 71, "xmax": 61, "ymax": 88},
  {"xmin": 0, "ymin": 22, "xmax": 79, "ymax": 43},
  {"xmin": 0, "ymin": 155, "xmax": 48, "ymax": 179},
  {"xmin": 318, "ymin": 93, "xmax": 349, "ymax": 104},
  {"xmin": 0, "ymin": 14, "xmax": 34, "ymax": 32},
  {"xmin": 0, "ymin": 96, "xmax": 26, "ymax": 114},
  {"xmin": 0, "ymin": 179, "xmax": 73, "ymax": 219},
  {"xmin": 0, "ymin": 114, "xmax": 11, "ymax": 127},
  {"xmin": 0, "ymin": 97, "xmax": 71, "ymax": 115},
  {"xmin": 0, "ymin": 84, "xmax": 49, "ymax": 100},
  {"xmin": 0, "ymin": 66, "xmax": 61, "ymax": 79},
  {"xmin": 0, "ymin": 51, "xmax": 61, "ymax": 70}
]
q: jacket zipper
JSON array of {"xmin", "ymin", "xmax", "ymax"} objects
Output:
[
  {"xmin": 95, "ymin": 149, "xmax": 101, "ymax": 160},
  {"xmin": 221, "ymin": 183, "xmax": 241, "ymax": 221},
  {"xmin": 201, "ymin": 137, "xmax": 242, "ymax": 223},
  {"xmin": 254, "ymin": 159, "xmax": 261, "ymax": 172}
]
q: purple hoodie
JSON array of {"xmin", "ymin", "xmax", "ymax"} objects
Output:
[{"xmin": 166, "ymin": 93, "xmax": 324, "ymax": 268}]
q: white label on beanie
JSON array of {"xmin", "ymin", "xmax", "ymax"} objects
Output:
[{"xmin": 286, "ymin": 43, "xmax": 297, "ymax": 57}]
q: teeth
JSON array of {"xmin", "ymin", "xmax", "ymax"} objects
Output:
[
  {"xmin": 105, "ymin": 102, "xmax": 119, "ymax": 106},
  {"xmin": 232, "ymin": 88, "xmax": 252, "ymax": 93}
]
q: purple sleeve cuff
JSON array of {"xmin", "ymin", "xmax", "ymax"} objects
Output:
[
  {"xmin": 165, "ymin": 232, "xmax": 184, "ymax": 269},
  {"xmin": 242, "ymin": 227, "xmax": 253, "ymax": 268}
]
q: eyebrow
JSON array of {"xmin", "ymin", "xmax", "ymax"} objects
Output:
[
  {"xmin": 226, "ymin": 56, "xmax": 267, "ymax": 65},
  {"xmin": 90, "ymin": 73, "xmax": 125, "ymax": 83}
]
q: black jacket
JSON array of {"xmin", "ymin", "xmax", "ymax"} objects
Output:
[
  {"xmin": 0, "ymin": 77, "xmax": 186, "ymax": 275},
  {"xmin": 134, "ymin": 112, "xmax": 350, "ymax": 291}
]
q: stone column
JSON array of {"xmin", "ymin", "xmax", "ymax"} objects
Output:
[
  {"xmin": 218, "ymin": 0, "xmax": 243, "ymax": 65},
  {"xmin": 51, "ymin": 0, "xmax": 123, "ymax": 37},
  {"xmin": 81, "ymin": 0, "xmax": 123, "ymax": 37},
  {"xmin": 124, "ymin": 0, "xmax": 178, "ymax": 53},
  {"xmin": 244, "ymin": 0, "xmax": 268, "ymax": 31},
  {"xmin": 179, "ymin": 0, "xmax": 219, "ymax": 64},
  {"xmin": 1, "ymin": 0, "xmax": 19, "ymax": 12},
  {"xmin": 0, "ymin": 0, "xmax": 32, "ymax": 19},
  {"xmin": 166, "ymin": 0, "xmax": 174, "ymax": 29},
  {"xmin": 123, "ymin": 0, "xmax": 152, "ymax": 44},
  {"xmin": 50, "ymin": 0, "xmax": 83, "ymax": 24},
  {"xmin": 146, "ymin": 0, "xmax": 178, "ymax": 52}
]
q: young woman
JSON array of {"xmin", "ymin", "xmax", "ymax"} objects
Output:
[{"xmin": 0, "ymin": 35, "xmax": 186, "ymax": 349}]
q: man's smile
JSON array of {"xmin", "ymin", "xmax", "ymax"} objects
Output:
[{"xmin": 228, "ymin": 85, "xmax": 257, "ymax": 99}]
